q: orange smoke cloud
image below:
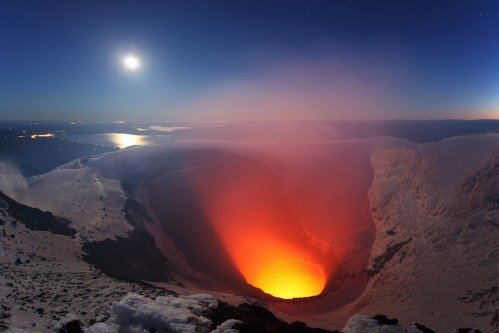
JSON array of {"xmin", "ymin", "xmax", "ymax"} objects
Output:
[
  {"xmin": 185, "ymin": 140, "xmax": 374, "ymax": 300},
  {"xmin": 193, "ymin": 152, "xmax": 330, "ymax": 298}
]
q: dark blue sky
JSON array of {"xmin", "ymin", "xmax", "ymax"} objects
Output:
[{"xmin": 1, "ymin": 0, "xmax": 498, "ymax": 121}]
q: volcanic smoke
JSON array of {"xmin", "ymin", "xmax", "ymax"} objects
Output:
[{"xmin": 194, "ymin": 151, "xmax": 331, "ymax": 299}]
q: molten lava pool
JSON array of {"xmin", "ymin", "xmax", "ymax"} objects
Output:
[
  {"xmin": 204, "ymin": 213, "xmax": 329, "ymax": 299},
  {"xmin": 243, "ymin": 241, "xmax": 327, "ymax": 298}
]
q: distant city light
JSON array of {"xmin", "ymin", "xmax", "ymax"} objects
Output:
[{"xmin": 30, "ymin": 133, "xmax": 54, "ymax": 139}]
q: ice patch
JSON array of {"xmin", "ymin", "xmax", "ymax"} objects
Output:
[
  {"xmin": 343, "ymin": 314, "xmax": 422, "ymax": 333},
  {"xmin": 87, "ymin": 293, "xmax": 239, "ymax": 333}
]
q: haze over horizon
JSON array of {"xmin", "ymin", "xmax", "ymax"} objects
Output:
[{"xmin": 1, "ymin": 1, "xmax": 498, "ymax": 122}]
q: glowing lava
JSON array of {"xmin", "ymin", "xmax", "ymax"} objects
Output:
[
  {"xmin": 212, "ymin": 224, "xmax": 327, "ymax": 299},
  {"xmin": 196, "ymin": 156, "xmax": 329, "ymax": 299},
  {"xmin": 254, "ymin": 259, "xmax": 326, "ymax": 299},
  {"xmin": 242, "ymin": 240, "xmax": 327, "ymax": 299}
]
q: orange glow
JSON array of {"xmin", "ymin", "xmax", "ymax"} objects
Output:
[
  {"xmin": 184, "ymin": 142, "xmax": 375, "ymax": 300},
  {"xmin": 246, "ymin": 242, "xmax": 327, "ymax": 299},
  {"xmin": 195, "ymin": 156, "xmax": 329, "ymax": 299},
  {"xmin": 209, "ymin": 219, "xmax": 327, "ymax": 299}
]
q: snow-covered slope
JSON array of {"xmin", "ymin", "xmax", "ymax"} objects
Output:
[
  {"xmin": 0, "ymin": 193, "xmax": 343, "ymax": 332},
  {"xmin": 21, "ymin": 160, "xmax": 131, "ymax": 242},
  {"xmin": 1, "ymin": 135, "xmax": 496, "ymax": 332},
  {"xmin": 0, "ymin": 192, "xmax": 173, "ymax": 332},
  {"xmin": 351, "ymin": 134, "xmax": 499, "ymax": 331}
]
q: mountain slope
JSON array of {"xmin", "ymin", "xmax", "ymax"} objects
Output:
[
  {"xmin": 0, "ymin": 192, "xmax": 172, "ymax": 331},
  {"xmin": 352, "ymin": 135, "xmax": 499, "ymax": 332}
]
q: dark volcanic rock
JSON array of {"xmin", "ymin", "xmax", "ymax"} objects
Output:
[
  {"xmin": 207, "ymin": 302, "xmax": 338, "ymax": 333},
  {"xmin": 0, "ymin": 192, "xmax": 76, "ymax": 237},
  {"xmin": 82, "ymin": 198, "xmax": 172, "ymax": 283},
  {"xmin": 59, "ymin": 319, "xmax": 84, "ymax": 333},
  {"xmin": 372, "ymin": 314, "xmax": 399, "ymax": 326},
  {"xmin": 415, "ymin": 323, "xmax": 437, "ymax": 333},
  {"xmin": 366, "ymin": 238, "xmax": 412, "ymax": 277}
]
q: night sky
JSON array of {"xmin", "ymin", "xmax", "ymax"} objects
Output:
[{"xmin": 1, "ymin": 1, "xmax": 498, "ymax": 122}]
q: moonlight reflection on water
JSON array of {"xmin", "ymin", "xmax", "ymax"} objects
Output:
[{"xmin": 109, "ymin": 133, "xmax": 148, "ymax": 148}]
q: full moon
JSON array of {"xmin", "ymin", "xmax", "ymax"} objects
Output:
[{"xmin": 122, "ymin": 54, "xmax": 141, "ymax": 72}]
